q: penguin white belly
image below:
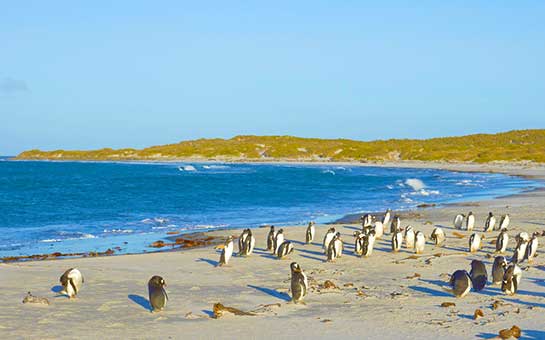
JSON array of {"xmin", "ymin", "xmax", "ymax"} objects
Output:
[
  {"xmin": 414, "ymin": 234, "xmax": 425, "ymax": 254},
  {"xmin": 323, "ymin": 234, "xmax": 334, "ymax": 253},
  {"xmin": 467, "ymin": 215, "xmax": 475, "ymax": 231},
  {"xmin": 334, "ymin": 239, "xmax": 343, "ymax": 258},
  {"xmin": 275, "ymin": 235, "xmax": 284, "ymax": 254},
  {"xmin": 224, "ymin": 242, "xmax": 233, "ymax": 263},
  {"xmin": 248, "ymin": 236, "xmax": 255, "ymax": 254},
  {"xmin": 405, "ymin": 231, "xmax": 415, "ymax": 249},
  {"xmin": 374, "ymin": 222, "xmax": 383, "ymax": 239}
]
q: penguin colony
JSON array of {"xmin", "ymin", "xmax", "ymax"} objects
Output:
[{"xmin": 50, "ymin": 209, "xmax": 539, "ymax": 313}]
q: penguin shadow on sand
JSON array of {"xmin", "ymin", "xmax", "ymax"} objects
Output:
[
  {"xmin": 477, "ymin": 329, "xmax": 545, "ymax": 339},
  {"xmin": 409, "ymin": 279, "xmax": 451, "ymax": 297},
  {"xmin": 247, "ymin": 284, "xmax": 291, "ymax": 302},
  {"xmin": 128, "ymin": 294, "xmax": 152, "ymax": 312},
  {"xmin": 298, "ymin": 253, "xmax": 325, "ymax": 262},
  {"xmin": 196, "ymin": 257, "xmax": 219, "ymax": 267},
  {"xmin": 51, "ymin": 285, "xmax": 67, "ymax": 298}
]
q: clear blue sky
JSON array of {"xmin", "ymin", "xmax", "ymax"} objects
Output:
[{"xmin": 1, "ymin": 1, "xmax": 544, "ymax": 155}]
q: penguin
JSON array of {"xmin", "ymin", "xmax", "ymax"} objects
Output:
[
  {"xmin": 373, "ymin": 221, "xmax": 384, "ymax": 239},
  {"xmin": 495, "ymin": 230, "xmax": 509, "ymax": 254},
  {"xmin": 59, "ymin": 268, "xmax": 84, "ymax": 299},
  {"xmin": 290, "ymin": 262, "xmax": 308, "ymax": 304},
  {"xmin": 512, "ymin": 233, "xmax": 529, "ymax": 263},
  {"xmin": 148, "ymin": 275, "xmax": 168, "ymax": 312},
  {"xmin": 453, "ymin": 214, "xmax": 465, "ymax": 229},
  {"xmin": 390, "ymin": 216, "xmax": 401, "ymax": 234},
  {"xmin": 498, "ymin": 214, "xmax": 510, "ymax": 230},
  {"xmin": 218, "ymin": 236, "xmax": 234, "ymax": 266},
  {"xmin": 392, "ymin": 230, "xmax": 403, "ymax": 252},
  {"xmin": 353, "ymin": 231, "xmax": 364, "ymax": 256},
  {"xmin": 322, "ymin": 228, "xmax": 336, "ymax": 254},
  {"xmin": 449, "ymin": 270, "xmax": 472, "ymax": 298},
  {"xmin": 525, "ymin": 232, "xmax": 539, "ymax": 263},
  {"xmin": 273, "ymin": 229, "xmax": 285, "ymax": 255},
  {"xmin": 361, "ymin": 214, "xmax": 374, "ymax": 227},
  {"xmin": 492, "ymin": 256, "xmax": 508, "ymax": 285},
  {"xmin": 469, "ymin": 233, "xmax": 481, "ymax": 253},
  {"xmin": 362, "ymin": 230, "xmax": 376, "ymax": 257},
  {"xmin": 327, "ymin": 232, "xmax": 343, "ymax": 262},
  {"xmin": 502, "ymin": 263, "xmax": 522, "ymax": 295},
  {"xmin": 466, "ymin": 212, "xmax": 475, "ymax": 231},
  {"xmin": 382, "ymin": 208, "xmax": 392, "ymax": 228},
  {"xmin": 266, "ymin": 226, "xmax": 275, "ymax": 251},
  {"xmin": 414, "ymin": 231, "xmax": 425, "ymax": 254},
  {"xmin": 404, "ymin": 226, "xmax": 415, "ymax": 249},
  {"xmin": 469, "ymin": 260, "xmax": 488, "ymax": 291},
  {"xmin": 241, "ymin": 229, "xmax": 255, "ymax": 256},
  {"xmin": 238, "ymin": 229, "xmax": 250, "ymax": 255},
  {"xmin": 305, "ymin": 221, "xmax": 315, "ymax": 244},
  {"xmin": 484, "ymin": 212, "xmax": 496, "ymax": 232},
  {"xmin": 430, "ymin": 227, "xmax": 446, "ymax": 247},
  {"xmin": 277, "ymin": 241, "xmax": 294, "ymax": 259}
]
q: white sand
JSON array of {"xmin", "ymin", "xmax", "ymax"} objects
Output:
[{"xmin": 1, "ymin": 162, "xmax": 544, "ymax": 339}]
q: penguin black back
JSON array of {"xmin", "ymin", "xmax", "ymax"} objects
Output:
[
  {"xmin": 148, "ymin": 275, "xmax": 168, "ymax": 312},
  {"xmin": 469, "ymin": 260, "xmax": 488, "ymax": 291}
]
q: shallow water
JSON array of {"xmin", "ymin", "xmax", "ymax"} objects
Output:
[{"xmin": 0, "ymin": 158, "xmax": 540, "ymax": 256}]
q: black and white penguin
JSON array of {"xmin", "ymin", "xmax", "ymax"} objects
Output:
[
  {"xmin": 526, "ymin": 232, "xmax": 539, "ymax": 263},
  {"xmin": 361, "ymin": 214, "xmax": 374, "ymax": 228},
  {"xmin": 382, "ymin": 208, "xmax": 392, "ymax": 228},
  {"xmin": 390, "ymin": 216, "xmax": 401, "ymax": 234},
  {"xmin": 305, "ymin": 221, "xmax": 316, "ymax": 244},
  {"xmin": 266, "ymin": 226, "xmax": 275, "ymax": 251},
  {"xmin": 498, "ymin": 214, "xmax": 510, "ymax": 231},
  {"xmin": 469, "ymin": 260, "xmax": 488, "ymax": 291},
  {"xmin": 414, "ymin": 231, "xmax": 425, "ymax": 254},
  {"xmin": 430, "ymin": 227, "xmax": 446, "ymax": 247},
  {"xmin": 241, "ymin": 229, "xmax": 255, "ymax": 256},
  {"xmin": 327, "ymin": 232, "xmax": 343, "ymax": 262},
  {"xmin": 469, "ymin": 233, "xmax": 481, "ymax": 253},
  {"xmin": 502, "ymin": 263, "xmax": 522, "ymax": 295},
  {"xmin": 322, "ymin": 228, "xmax": 336, "ymax": 254},
  {"xmin": 218, "ymin": 236, "xmax": 234, "ymax": 266},
  {"xmin": 353, "ymin": 231, "xmax": 364, "ymax": 256},
  {"xmin": 148, "ymin": 275, "xmax": 168, "ymax": 312},
  {"xmin": 238, "ymin": 229, "xmax": 250, "ymax": 255},
  {"xmin": 277, "ymin": 241, "xmax": 294, "ymax": 259},
  {"xmin": 466, "ymin": 212, "xmax": 475, "ymax": 231},
  {"xmin": 495, "ymin": 230, "xmax": 509, "ymax": 254},
  {"xmin": 512, "ymin": 233, "xmax": 529, "ymax": 263},
  {"xmin": 492, "ymin": 256, "xmax": 508, "ymax": 285},
  {"xmin": 453, "ymin": 214, "xmax": 465, "ymax": 229},
  {"xmin": 392, "ymin": 230, "xmax": 403, "ymax": 252},
  {"xmin": 290, "ymin": 262, "xmax": 308, "ymax": 304},
  {"xmin": 273, "ymin": 229, "xmax": 285, "ymax": 255},
  {"xmin": 373, "ymin": 221, "xmax": 384, "ymax": 239},
  {"xmin": 362, "ymin": 230, "xmax": 376, "ymax": 257},
  {"xmin": 484, "ymin": 212, "xmax": 496, "ymax": 232},
  {"xmin": 59, "ymin": 268, "xmax": 84, "ymax": 299},
  {"xmin": 449, "ymin": 270, "xmax": 472, "ymax": 298},
  {"xmin": 404, "ymin": 226, "xmax": 415, "ymax": 249}
]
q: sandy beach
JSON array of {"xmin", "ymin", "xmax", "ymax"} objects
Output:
[{"xmin": 1, "ymin": 162, "xmax": 545, "ymax": 339}]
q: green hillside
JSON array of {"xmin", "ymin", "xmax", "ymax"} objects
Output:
[{"xmin": 15, "ymin": 129, "xmax": 545, "ymax": 163}]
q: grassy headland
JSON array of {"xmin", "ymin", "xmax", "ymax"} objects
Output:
[{"xmin": 15, "ymin": 129, "xmax": 545, "ymax": 163}]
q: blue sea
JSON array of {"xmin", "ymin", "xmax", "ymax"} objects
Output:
[{"xmin": 0, "ymin": 157, "xmax": 541, "ymax": 257}]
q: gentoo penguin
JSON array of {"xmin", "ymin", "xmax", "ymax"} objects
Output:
[
  {"xmin": 430, "ymin": 227, "xmax": 446, "ymax": 247},
  {"xmin": 469, "ymin": 233, "xmax": 481, "ymax": 253},
  {"xmin": 361, "ymin": 214, "xmax": 373, "ymax": 227},
  {"xmin": 327, "ymin": 232, "xmax": 343, "ymax": 262},
  {"xmin": 218, "ymin": 236, "xmax": 234, "ymax": 266},
  {"xmin": 469, "ymin": 260, "xmax": 488, "ymax": 291},
  {"xmin": 322, "ymin": 228, "xmax": 336, "ymax": 254},
  {"xmin": 414, "ymin": 231, "xmax": 425, "ymax": 254},
  {"xmin": 353, "ymin": 231, "xmax": 364, "ymax": 256},
  {"xmin": 512, "ymin": 233, "xmax": 529, "ymax": 263},
  {"xmin": 241, "ymin": 229, "xmax": 255, "ymax": 256},
  {"xmin": 498, "ymin": 214, "xmax": 510, "ymax": 231},
  {"xmin": 266, "ymin": 226, "xmax": 275, "ymax": 251},
  {"xmin": 502, "ymin": 263, "xmax": 522, "ymax": 295},
  {"xmin": 382, "ymin": 209, "xmax": 392, "ymax": 228},
  {"xmin": 362, "ymin": 230, "xmax": 376, "ymax": 257},
  {"xmin": 526, "ymin": 232, "xmax": 539, "ymax": 263},
  {"xmin": 305, "ymin": 222, "xmax": 315, "ymax": 244},
  {"xmin": 492, "ymin": 256, "xmax": 508, "ymax": 285},
  {"xmin": 373, "ymin": 221, "xmax": 384, "ymax": 239},
  {"xmin": 238, "ymin": 229, "xmax": 250, "ymax": 255},
  {"xmin": 484, "ymin": 212, "xmax": 496, "ymax": 232},
  {"xmin": 290, "ymin": 262, "xmax": 308, "ymax": 304},
  {"xmin": 392, "ymin": 230, "xmax": 403, "ymax": 252},
  {"xmin": 404, "ymin": 226, "xmax": 415, "ymax": 249},
  {"xmin": 148, "ymin": 275, "xmax": 168, "ymax": 312},
  {"xmin": 59, "ymin": 268, "xmax": 84, "ymax": 299},
  {"xmin": 449, "ymin": 270, "xmax": 472, "ymax": 298},
  {"xmin": 466, "ymin": 212, "xmax": 475, "ymax": 231},
  {"xmin": 277, "ymin": 241, "xmax": 294, "ymax": 259},
  {"xmin": 390, "ymin": 216, "xmax": 401, "ymax": 234},
  {"xmin": 273, "ymin": 229, "xmax": 285, "ymax": 255},
  {"xmin": 495, "ymin": 230, "xmax": 509, "ymax": 254},
  {"xmin": 453, "ymin": 214, "xmax": 465, "ymax": 229}
]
